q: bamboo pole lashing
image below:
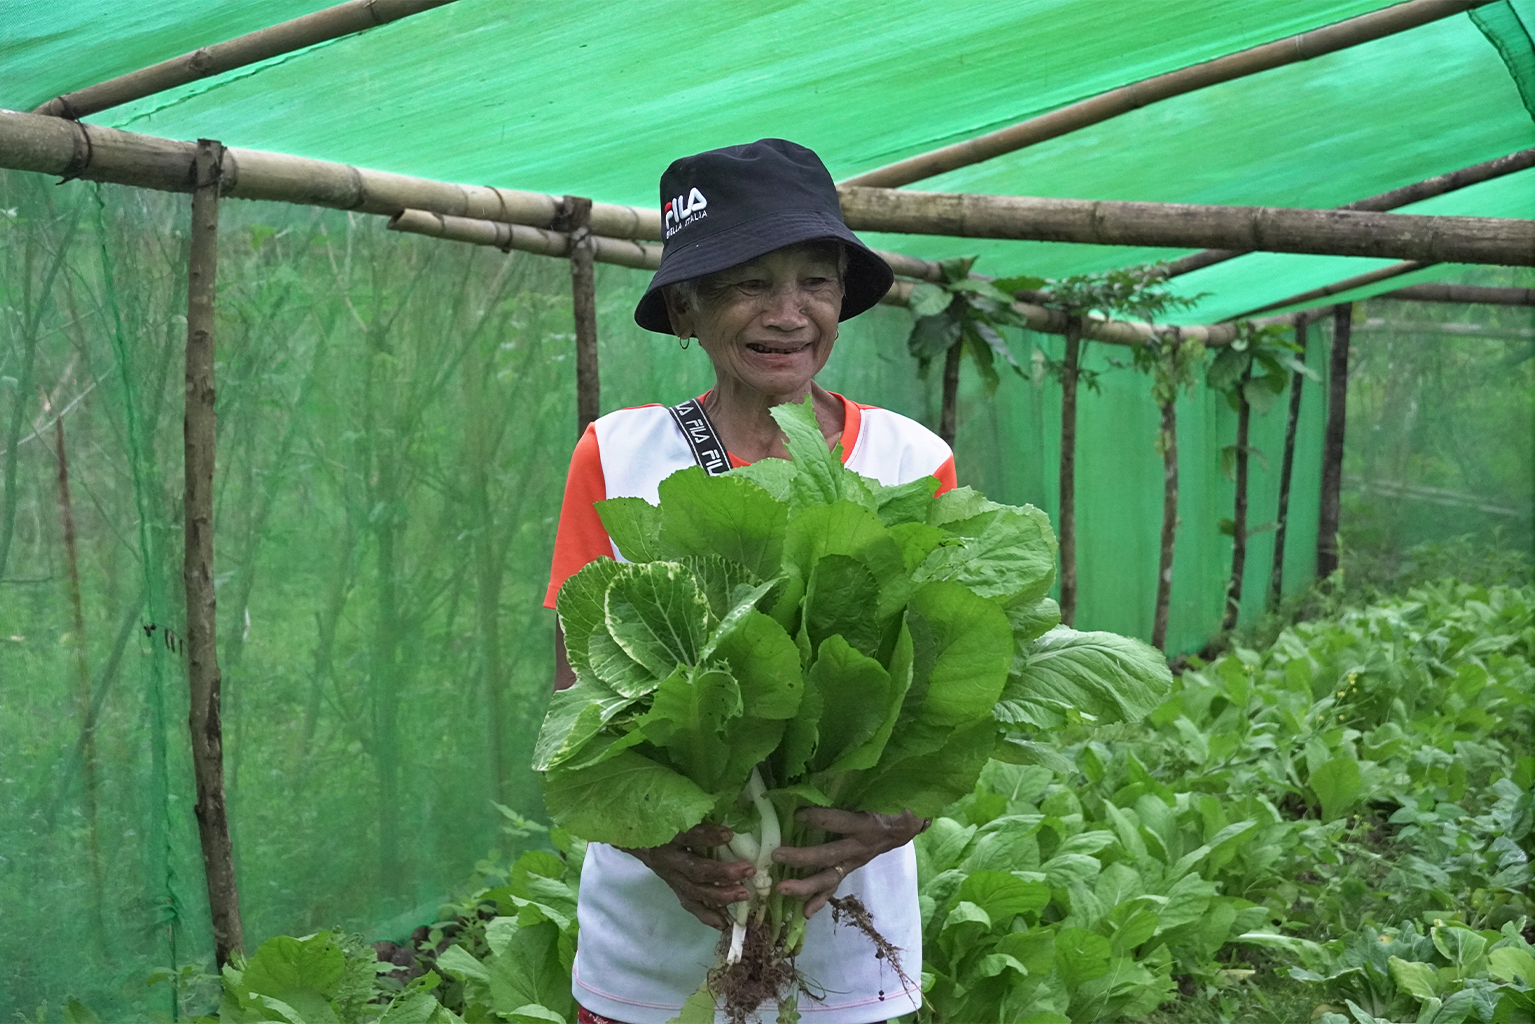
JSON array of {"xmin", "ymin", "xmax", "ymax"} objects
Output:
[
  {"xmin": 840, "ymin": 0, "xmax": 1493, "ymax": 189},
  {"xmin": 33, "ymin": 0, "xmax": 458, "ymax": 120},
  {"xmin": 1162, "ymin": 148, "xmax": 1536, "ymax": 278},
  {"xmin": 183, "ymin": 138, "xmax": 244, "ymax": 967}
]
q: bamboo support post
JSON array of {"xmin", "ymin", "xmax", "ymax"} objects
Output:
[
  {"xmin": 555, "ymin": 197, "xmax": 601, "ymax": 438},
  {"xmin": 837, "ymin": 187, "xmax": 1532, "ymax": 266},
  {"xmin": 1377, "ymin": 282, "xmax": 1535, "ymax": 305},
  {"xmin": 1163, "ymin": 148, "xmax": 1535, "ymax": 278},
  {"xmin": 842, "ymin": 0, "xmax": 1491, "ymax": 188},
  {"xmin": 1269, "ymin": 323, "xmax": 1309, "ymax": 610},
  {"xmin": 183, "ymin": 138, "xmax": 244, "ymax": 967},
  {"xmin": 1316, "ymin": 304, "xmax": 1351, "ymax": 581},
  {"xmin": 938, "ymin": 342, "xmax": 961, "ymax": 448},
  {"xmin": 33, "ymin": 0, "xmax": 457, "ymax": 120},
  {"xmin": 1057, "ymin": 317, "xmax": 1082, "ymax": 627}
]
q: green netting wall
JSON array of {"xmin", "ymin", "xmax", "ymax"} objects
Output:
[{"xmin": 0, "ymin": 167, "xmax": 1385, "ymax": 1019}]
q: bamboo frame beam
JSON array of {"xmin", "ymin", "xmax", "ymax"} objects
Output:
[
  {"xmin": 0, "ymin": 110, "xmax": 663, "ymax": 239},
  {"xmin": 837, "ymin": 188, "xmax": 1532, "ymax": 266},
  {"xmin": 33, "ymin": 0, "xmax": 456, "ymax": 120},
  {"xmin": 1162, "ymin": 148, "xmax": 1535, "ymax": 278},
  {"xmin": 388, "ymin": 208, "xmax": 661, "ymax": 268},
  {"xmin": 1225, "ymin": 260, "xmax": 1428, "ymax": 320},
  {"xmin": 1377, "ymin": 282, "xmax": 1534, "ymax": 305},
  {"xmin": 183, "ymin": 139, "xmax": 244, "ymax": 967},
  {"xmin": 841, "ymin": 0, "xmax": 1491, "ymax": 189}
]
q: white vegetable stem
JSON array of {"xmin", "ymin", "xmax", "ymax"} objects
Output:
[{"xmin": 721, "ymin": 766, "xmax": 782, "ymax": 966}]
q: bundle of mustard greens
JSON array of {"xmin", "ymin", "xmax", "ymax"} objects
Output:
[{"xmin": 535, "ymin": 398, "xmax": 1170, "ymax": 1023}]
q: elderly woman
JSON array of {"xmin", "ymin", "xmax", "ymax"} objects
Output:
[{"xmin": 544, "ymin": 139, "xmax": 956, "ymax": 1024}]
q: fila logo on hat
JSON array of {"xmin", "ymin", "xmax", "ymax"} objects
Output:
[{"xmin": 663, "ymin": 187, "xmax": 709, "ymax": 238}]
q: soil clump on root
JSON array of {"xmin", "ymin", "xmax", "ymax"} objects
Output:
[{"xmin": 710, "ymin": 918, "xmax": 800, "ymax": 1024}]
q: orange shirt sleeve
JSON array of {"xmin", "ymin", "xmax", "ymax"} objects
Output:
[
  {"xmin": 932, "ymin": 453, "xmax": 957, "ymax": 495},
  {"xmin": 544, "ymin": 423, "xmax": 614, "ymax": 608}
]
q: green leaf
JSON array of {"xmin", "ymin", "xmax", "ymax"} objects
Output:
[
  {"xmin": 1309, "ymin": 755, "xmax": 1363, "ymax": 822},
  {"xmin": 554, "ymin": 558, "xmax": 625, "ymax": 674},
  {"xmin": 908, "ymin": 281, "xmax": 953, "ymax": 318},
  {"xmin": 594, "ymin": 497, "xmax": 664, "ymax": 562},
  {"xmin": 992, "ymin": 735, "xmax": 1075, "ymax": 774},
  {"xmin": 769, "ymin": 396, "xmax": 855, "ymax": 509},
  {"xmin": 850, "ymin": 717, "xmax": 999, "ymax": 817},
  {"xmin": 1155, "ymin": 874, "xmax": 1217, "ymax": 934},
  {"xmin": 1206, "ymin": 346, "xmax": 1249, "ymax": 391},
  {"xmin": 542, "ymin": 750, "xmax": 716, "ymax": 848},
  {"xmin": 906, "ymin": 580, "xmax": 1015, "ymax": 727},
  {"xmin": 504, "ymin": 1006, "xmax": 567, "ymax": 1024},
  {"xmin": 992, "ymin": 274, "xmax": 1048, "ymax": 294},
  {"xmin": 872, "ymin": 476, "xmax": 941, "ymax": 527},
  {"xmin": 915, "ymin": 500, "xmax": 1057, "ymax": 605},
  {"xmin": 241, "ymin": 934, "xmax": 346, "ymax": 1024},
  {"xmin": 999, "ymin": 627, "xmax": 1171, "ymax": 728},
  {"xmin": 1243, "ymin": 376, "xmax": 1279, "ymax": 415},
  {"xmin": 637, "ymin": 665, "xmax": 744, "ymax": 793},
  {"xmin": 708, "ymin": 609, "xmax": 803, "ymax": 719},
  {"xmin": 487, "ymin": 921, "xmax": 576, "ymax": 1022},
  {"xmin": 667, "ymin": 982, "xmax": 718, "ymax": 1024},
  {"xmin": 939, "ymin": 256, "xmax": 978, "ymax": 283},
  {"xmin": 726, "ymin": 457, "xmax": 796, "ymax": 501},
  {"xmin": 808, "ymin": 635, "xmax": 895, "ymax": 772},
  {"xmin": 1489, "ymin": 946, "xmax": 1534, "ymax": 984},
  {"xmin": 1389, "ymin": 957, "xmax": 1442, "ymax": 1003},
  {"xmin": 530, "ymin": 676, "xmax": 637, "ymax": 771},
  {"xmin": 1055, "ymin": 927, "xmax": 1112, "ymax": 987},
  {"xmin": 804, "ymin": 554, "xmax": 886, "ymax": 658},
  {"xmin": 1007, "ymin": 597, "xmax": 1061, "ymax": 644},
  {"xmin": 908, "ymin": 312, "xmax": 963, "ymax": 363},
  {"xmin": 957, "ymin": 870, "xmax": 1050, "ymax": 925},
  {"xmin": 657, "ymin": 469, "xmax": 787, "ymax": 580},
  {"xmin": 586, "ymin": 626, "xmax": 657, "ymax": 698},
  {"xmin": 605, "ymin": 562, "xmax": 715, "ymax": 675}
]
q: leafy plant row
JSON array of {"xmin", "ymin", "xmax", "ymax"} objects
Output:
[{"xmin": 128, "ymin": 579, "xmax": 1532, "ymax": 1024}]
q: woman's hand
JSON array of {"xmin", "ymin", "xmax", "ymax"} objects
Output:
[
  {"xmin": 771, "ymin": 807, "xmax": 930, "ymax": 918},
  {"xmin": 622, "ymin": 823, "xmax": 756, "ymax": 930}
]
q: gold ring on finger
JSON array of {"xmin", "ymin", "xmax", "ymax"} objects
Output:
[{"xmin": 832, "ymin": 864, "xmax": 847, "ymax": 881}]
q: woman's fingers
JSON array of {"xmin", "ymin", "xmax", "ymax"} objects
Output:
[
  {"xmin": 770, "ymin": 807, "xmax": 932, "ymax": 919},
  {"xmin": 770, "ymin": 834, "xmax": 865, "ymax": 869},
  {"xmin": 623, "ymin": 832, "xmax": 755, "ymax": 929}
]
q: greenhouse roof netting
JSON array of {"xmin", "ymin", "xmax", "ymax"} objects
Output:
[{"xmin": 3, "ymin": 0, "xmax": 1533, "ymax": 321}]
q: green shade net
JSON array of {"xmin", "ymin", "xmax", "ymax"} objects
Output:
[{"xmin": 0, "ymin": 1, "xmax": 1532, "ymax": 1018}]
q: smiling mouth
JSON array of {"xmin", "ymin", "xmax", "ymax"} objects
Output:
[{"xmin": 747, "ymin": 342, "xmax": 809, "ymax": 354}]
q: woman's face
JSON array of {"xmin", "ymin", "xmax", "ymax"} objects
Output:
[{"xmin": 668, "ymin": 243, "xmax": 844, "ymax": 400}]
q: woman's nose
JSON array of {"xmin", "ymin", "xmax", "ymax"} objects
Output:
[{"xmin": 761, "ymin": 285, "xmax": 810, "ymax": 327}]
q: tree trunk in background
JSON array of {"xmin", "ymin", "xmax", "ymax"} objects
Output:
[
  {"xmin": 1057, "ymin": 318, "xmax": 1082, "ymax": 626},
  {"xmin": 562, "ymin": 196, "xmax": 601, "ymax": 438},
  {"xmin": 939, "ymin": 341, "xmax": 961, "ymax": 448},
  {"xmin": 53, "ymin": 413, "xmax": 104, "ymax": 938},
  {"xmin": 1269, "ymin": 323, "xmax": 1308, "ymax": 609},
  {"xmin": 1317, "ymin": 303, "xmax": 1351, "ymax": 580},
  {"xmin": 1222, "ymin": 378, "xmax": 1251, "ymax": 631},
  {"xmin": 1152, "ymin": 398, "xmax": 1178, "ymax": 651},
  {"xmin": 183, "ymin": 139, "xmax": 244, "ymax": 967}
]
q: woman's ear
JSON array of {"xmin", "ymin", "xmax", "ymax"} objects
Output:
[{"xmin": 663, "ymin": 287, "xmax": 694, "ymax": 340}]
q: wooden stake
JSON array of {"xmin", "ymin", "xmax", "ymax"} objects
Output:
[
  {"xmin": 1316, "ymin": 304, "xmax": 1351, "ymax": 581},
  {"xmin": 1152, "ymin": 398, "xmax": 1178, "ymax": 652},
  {"xmin": 1057, "ymin": 318, "xmax": 1081, "ymax": 627},
  {"xmin": 1163, "ymin": 148, "xmax": 1535, "ymax": 278},
  {"xmin": 939, "ymin": 342, "xmax": 961, "ymax": 448},
  {"xmin": 33, "ymin": 0, "xmax": 457, "ymax": 120},
  {"xmin": 1268, "ymin": 320, "xmax": 1309, "ymax": 610},
  {"xmin": 183, "ymin": 138, "xmax": 244, "ymax": 967},
  {"xmin": 842, "ymin": 0, "xmax": 1492, "ymax": 188},
  {"xmin": 556, "ymin": 197, "xmax": 601, "ymax": 438},
  {"xmin": 837, "ymin": 188, "xmax": 1530, "ymax": 266},
  {"xmin": 1222, "ymin": 375, "xmax": 1251, "ymax": 631}
]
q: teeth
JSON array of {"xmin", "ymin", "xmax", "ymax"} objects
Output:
[{"xmin": 748, "ymin": 343, "xmax": 804, "ymax": 354}]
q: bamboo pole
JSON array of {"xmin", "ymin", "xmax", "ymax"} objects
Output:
[
  {"xmin": 183, "ymin": 138, "xmax": 244, "ymax": 967},
  {"xmin": 388, "ymin": 208, "xmax": 661, "ymax": 268},
  {"xmin": 1377, "ymin": 282, "xmax": 1534, "ymax": 305},
  {"xmin": 7, "ymin": 110, "xmax": 1529, "ymax": 264},
  {"xmin": 1057, "ymin": 317, "xmax": 1082, "ymax": 626},
  {"xmin": 1222, "ymin": 373, "xmax": 1252, "ymax": 632},
  {"xmin": 841, "ymin": 0, "xmax": 1491, "ymax": 188},
  {"xmin": 1162, "ymin": 148, "xmax": 1535, "ymax": 278},
  {"xmin": 1316, "ymin": 304, "xmax": 1351, "ymax": 581},
  {"xmin": 0, "ymin": 110, "xmax": 663, "ymax": 239},
  {"xmin": 33, "ymin": 0, "xmax": 457, "ymax": 120},
  {"xmin": 557, "ymin": 197, "xmax": 602, "ymax": 437},
  {"xmin": 1268, "ymin": 323, "xmax": 1309, "ymax": 611},
  {"xmin": 1355, "ymin": 319, "xmax": 1533, "ymax": 339},
  {"xmin": 837, "ymin": 187, "xmax": 1531, "ymax": 266},
  {"xmin": 1225, "ymin": 261, "xmax": 1429, "ymax": 320}
]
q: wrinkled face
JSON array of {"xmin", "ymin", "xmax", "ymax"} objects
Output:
[{"xmin": 666, "ymin": 242, "xmax": 845, "ymax": 399}]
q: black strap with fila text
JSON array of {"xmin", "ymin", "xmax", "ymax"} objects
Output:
[{"xmin": 668, "ymin": 397, "xmax": 730, "ymax": 476}]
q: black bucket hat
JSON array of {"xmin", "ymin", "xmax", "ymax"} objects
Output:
[{"xmin": 633, "ymin": 138, "xmax": 894, "ymax": 334}]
